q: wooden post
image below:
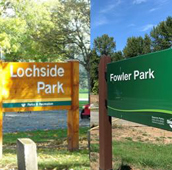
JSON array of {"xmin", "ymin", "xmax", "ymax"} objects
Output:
[
  {"xmin": 0, "ymin": 61, "xmax": 2, "ymax": 159},
  {"xmin": 67, "ymin": 60, "xmax": 79, "ymax": 151},
  {"xmin": 99, "ymin": 56, "xmax": 112, "ymax": 170}
]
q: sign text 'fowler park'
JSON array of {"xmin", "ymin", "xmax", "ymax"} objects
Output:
[{"xmin": 110, "ymin": 68, "xmax": 155, "ymax": 82}]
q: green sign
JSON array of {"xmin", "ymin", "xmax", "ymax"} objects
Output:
[{"xmin": 107, "ymin": 48, "xmax": 172, "ymax": 131}]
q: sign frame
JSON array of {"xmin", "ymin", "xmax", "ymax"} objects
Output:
[
  {"xmin": 99, "ymin": 49, "xmax": 172, "ymax": 169},
  {"xmin": 0, "ymin": 60, "xmax": 79, "ymax": 158}
]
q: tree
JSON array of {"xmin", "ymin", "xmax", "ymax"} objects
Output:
[
  {"xmin": 90, "ymin": 49, "xmax": 99, "ymax": 94},
  {"xmin": 0, "ymin": 0, "xmax": 54, "ymax": 61},
  {"xmin": 93, "ymin": 34, "xmax": 116, "ymax": 56},
  {"xmin": 41, "ymin": 0, "xmax": 91, "ymax": 66},
  {"xmin": 143, "ymin": 34, "xmax": 151, "ymax": 54},
  {"xmin": 111, "ymin": 51, "xmax": 124, "ymax": 62},
  {"xmin": 91, "ymin": 35, "xmax": 118, "ymax": 94},
  {"xmin": 151, "ymin": 16, "xmax": 172, "ymax": 52},
  {"xmin": 58, "ymin": 0, "xmax": 91, "ymax": 100},
  {"xmin": 0, "ymin": 0, "xmax": 90, "ymax": 65},
  {"xmin": 32, "ymin": 0, "xmax": 91, "ymax": 65},
  {"xmin": 123, "ymin": 36, "xmax": 144, "ymax": 58}
]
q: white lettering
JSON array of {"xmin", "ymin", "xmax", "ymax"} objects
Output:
[
  {"xmin": 58, "ymin": 67, "xmax": 64, "ymax": 77},
  {"xmin": 10, "ymin": 65, "xmax": 65, "ymax": 78},
  {"xmin": 10, "ymin": 65, "xmax": 17, "ymax": 77},
  {"xmin": 40, "ymin": 67, "xmax": 46, "ymax": 77},
  {"xmin": 149, "ymin": 68, "xmax": 155, "ymax": 79},
  {"xmin": 25, "ymin": 68, "xmax": 32, "ymax": 77},
  {"xmin": 50, "ymin": 65, "xmax": 57, "ymax": 77},
  {"xmin": 110, "ymin": 69, "xmax": 155, "ymax": 82},
  {"xmin": 33, "ymin": 65, "xmax": 40, "ymax": 77},
  {"xmin": 57, "ymin": 82, "xmax": 64, "ymax": 93},
  {"xmin": 110, "ymin": 73, "xmax": 132, "ymax": 82},
  {"xmin": 37, "ymin": 82, "xmax": 45, "ymax": 94},
  {"xmin": 134, "ymin": 70, "xmax": 140, "ymax": 80},
  {"xmin": 110, "ymin": 74, "xmax": 114, "ymax": 81},
  {"xmin": 37, "ymin": 81, "xmax": 64, "ymax": 94},
  {"xmin": 45, "ymin": 84, "xmax": 51, "ymax": 94},
  {"xmin": 17, "ymin": 68, "xmax": 24, "ymax": 77}
]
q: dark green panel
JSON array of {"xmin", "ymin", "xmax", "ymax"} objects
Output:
[
  {"xmin": 107, "ymin": 49, "xmax": 172, "ymax": 131},
  {"xmin": 3, "ymin": 101, "xmax": 71, "ymax": 108}
]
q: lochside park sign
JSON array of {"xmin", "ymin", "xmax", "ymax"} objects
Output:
[
  {"xmin": 0, "ymin": 60, "xmax": 79, "ymax": 158},
  {"xmin": 2, "ymin": 62, "xmax": 73, "ymax": 112},
  {"xmin": 107, "ymin": 48, "xmax": 172, "ymax": 131}
]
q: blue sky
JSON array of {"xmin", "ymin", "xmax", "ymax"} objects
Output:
[{"xmin": 91, "ymin": 0, "xmax": 172, "ymax": 51}]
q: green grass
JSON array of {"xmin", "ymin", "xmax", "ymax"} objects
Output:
[
  {"xmin": 91, "ymin": 140, "xmax": 172, "ymax": 170},
  {"xmin": 79, "ymin": 100, "xmax": 89, "ymax": 109},
  {"xmin": 79, "ymin": 93, "xmax": 89, "ymax": 99},
  {"xmin": 79, "ymin": 89, "xmax": 89, "ymax": 100},
  {"xmin": 0, "ymin": 127, "xmax": 90, "ymax": 170},
  {"xmin": 79, "ymin": 90, "xmax": 89, "ymax": 108},
  {"xmin": 79, "ymin": 89, "xmax": 88, "ymax": 93}
]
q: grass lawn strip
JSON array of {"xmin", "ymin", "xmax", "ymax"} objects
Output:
[{"xmin": 0, "ymin": 127, "xmax": 89, "ymax": 170}]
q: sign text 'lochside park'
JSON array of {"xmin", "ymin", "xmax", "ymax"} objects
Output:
[
  {"xmin": 107, "ymin": 48, "xmax": 172, "ymax": 131},
  {"xmin": 10, "ymin": 64, "xmax": 65, "ymax": 94},
  {"xmin": 1, "ymin": 62, "xmax": 76, "ymax": 112}
]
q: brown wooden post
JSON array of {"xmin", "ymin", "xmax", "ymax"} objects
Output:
[
  {"xmin": 0, "ymin": 61, "xmax": 2, "ymax": 158},
  {"xmin": 99, "ymin": 56, "xmax": 112, "ymax": 170},
  {"xmin": 67, "ymin": 60, "xmax": 79, "ymax": 151}
]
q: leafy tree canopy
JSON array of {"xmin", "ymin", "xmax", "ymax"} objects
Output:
[
  {"xmin": 90, "ymin": 49, "xmax": 99, "ymax": 94},
  {"xmin": 151, "ymin": 16, "xmax": 172, "ymax": 52},
  {"xmin": 111, "ymin": 51, "xmax": 124, "ymax": 62},
  {"xmin": 0, "ymin": 0, "xmax": 90, "ymax": 66},
  {"xmin": 93, "ymin": 34, "xmax": 116, "ymax": 56},
  {"xmin": 123, "ymin": 36, "xmax": 144, "ymax": 58}
]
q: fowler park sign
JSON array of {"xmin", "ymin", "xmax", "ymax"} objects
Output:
[
  {"xmin": 107, "ymin": 48, "xmax": 172, "ymax": 131},
  {"xmin": 2, "ymin": 62, "xmax": 73, "ymax": 112},
  {"xmin": 0, "ymin": 60, "xmax": 79, "ymax": 158},
  {"xmin": 98, "ymin": 49, "xmax": 172, "ymax": 170}
]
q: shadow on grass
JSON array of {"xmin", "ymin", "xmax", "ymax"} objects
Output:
[{"xmin": 117, "ymin": 164, "xmax": 132, "ymax": 170}]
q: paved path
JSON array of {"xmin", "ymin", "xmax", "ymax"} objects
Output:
[{"xmin": 3, "ymin": 110, "xmax": 90, "ymax": 133}]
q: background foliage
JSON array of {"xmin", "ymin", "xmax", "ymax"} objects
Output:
[{"xmin": 0, "ymin": 0, "xmax": 90, "ymax": 91}]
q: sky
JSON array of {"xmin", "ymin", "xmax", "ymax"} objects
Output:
[{"xmin": 91, "ymin": 0, "xmax": 172, "ymax": 51}]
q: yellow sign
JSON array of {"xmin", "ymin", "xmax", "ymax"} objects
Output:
[{"xmin": 2, "ymin": 62, "xmax": 76, "ymax": 112}]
